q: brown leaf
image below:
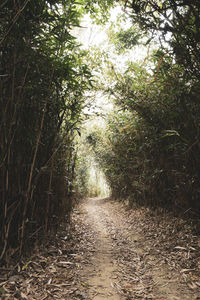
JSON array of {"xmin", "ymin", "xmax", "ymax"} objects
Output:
[
  {"xmin": 188, "ymin": 282, "xmax": 198, "ymax": 290},
  {"xmin": 20, "ymin": 292, "xmax": 29, "ymax": 299}
]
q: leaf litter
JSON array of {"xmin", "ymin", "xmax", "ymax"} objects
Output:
[{"xmin": 0, "ymin": 197, "xmax": 200, "ymax": 299}]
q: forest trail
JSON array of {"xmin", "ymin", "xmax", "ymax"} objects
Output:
[
  {"xmin": 1, "ymin": 198, "xmax": 200, "ymax": 299},
  {"xmin": 79, "ymin": 198, "xmax": 121, "ymax": 300}
]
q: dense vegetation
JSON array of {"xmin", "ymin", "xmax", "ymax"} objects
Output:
[
  {"xmin": 1, "ymin": 0, "xmax": 200, "ymax": 264},
  {"xmin": 0, "ymin": 0, "xmax": 114, "ymax": 263},
  {"xmin": 86, "ymin": 1, "xmax": 200, "ymax": 212}
]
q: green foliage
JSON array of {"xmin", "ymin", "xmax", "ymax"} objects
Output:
[
  {"xmin": 87, "ymin": 110, "xmax": 138, "ymax": 199},
  {"xmin": 106, "ymin": 12, "xmax": 142, "ymax": 54},
  {"xmin": 79, "ymin": 1, "xmax": 200, "ymax": 213},
  {"xmin": 74, "ymin": 121, "xmax": 110, "ymax": 198},
  {"xmin": 88, "ymin": 48, "xmax": 200, "ymax": 210},
  {"xmin": 127, "ymin": 0, "xmax": 200, "ymax": 78},
  {"xmin": 0, "ymin": 0, "xmax": 113, "ymax": 262},
  {"xmin": 77, "ymin": 0, "xmax": 115, "ymax": 23},
  {"xmin": 109, "ymin": 27, "xmax": 141, "ymax": 54},
  {"xmin": 116, "ymin": 27, "xmax": 140, "ymax": 50},
  {"xmin": 1, "ymin": 0, "xmax": 200, "ymax": 263}
]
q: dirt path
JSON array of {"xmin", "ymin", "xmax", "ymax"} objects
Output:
[
  {"xmin": 75, "ymin": 198, "xmax": 200, "ymax": 299},
  {"xmin": 1, "ymin": 197, "xmax": 200, "ymax": 299},
  {"xmin": 80, "ymin": 198, "xmax": 121, "ymax": 299}
]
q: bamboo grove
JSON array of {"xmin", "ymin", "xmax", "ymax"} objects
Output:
[
  {"xmin": 1, "ymin": 0, "xmax": 200, "ymax": 264},
  {"xmin": 86, "ymin": 1, "xmax": 200, "ymax": 212},
  {"xmin": 0, "ymin": 0, "xmax": 114, "ymax": 263}
]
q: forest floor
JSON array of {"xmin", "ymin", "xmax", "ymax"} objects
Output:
[{"xmin": 1, "ymin": 197, "xmax": 200, "ymax": 299}]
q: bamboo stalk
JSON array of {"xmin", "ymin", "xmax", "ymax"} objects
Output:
[
  {"xmin": 45, "ymin": 159, "xmax": 53, "ymax": 232},
  {"xmin": 0, "ymin": 199, "xmax": 21, "ymax": 260},
  {"xmin": 0, "ymin": 51, "xmax": 17, "ymax": 260},
  {"xmin": 0, "ymin": 223, "xmax": 11, "ymax": 260},
  {"xmin": 19, "ymin": 101, "xmax": 47, "ymax": 254},
  {"xmin": 19, "ymin": 66, "xmax": 54, "ymax": 254},
  {"xmin": 0, "ymin": 0, "xmax": 31, "ymax": 45}
]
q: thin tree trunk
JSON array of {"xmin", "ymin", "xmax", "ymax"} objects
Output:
[
  {"xmin": 45, "ymin": 159, "xmax": 53, "ymax": 232},
  {"xmin": 19, "ymin": 67, "xmax": 54, "ymax": 254}
]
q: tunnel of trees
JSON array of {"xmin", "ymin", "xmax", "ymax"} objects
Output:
[{"xmin": 1, "ymin": 0, "xmax": 200, "ymax": 263}]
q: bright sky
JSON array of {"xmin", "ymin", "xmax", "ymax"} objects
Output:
[
  {"xmin": 73, "ymin": 6, "xmax": 149, "ymax": 63},
  {"xmin": 73, "ymin": 6, "xmax": 122, "ymax": 48},
  {"xmin": 72, "ymin": 7, "xmax": 151, "ymax": 117},
  {"xmin": 74, "ymin": 16, "xmax": 107, "ymax": 47}
]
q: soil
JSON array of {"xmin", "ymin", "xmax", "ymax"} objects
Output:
[{"xmin": 1, "ymin": 197, "xmax": 200, "ymax": 299}]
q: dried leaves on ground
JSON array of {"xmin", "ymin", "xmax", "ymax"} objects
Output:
[{"xmin": 1, "ymin": 198, "xmax": 200, "ymax": 299}]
